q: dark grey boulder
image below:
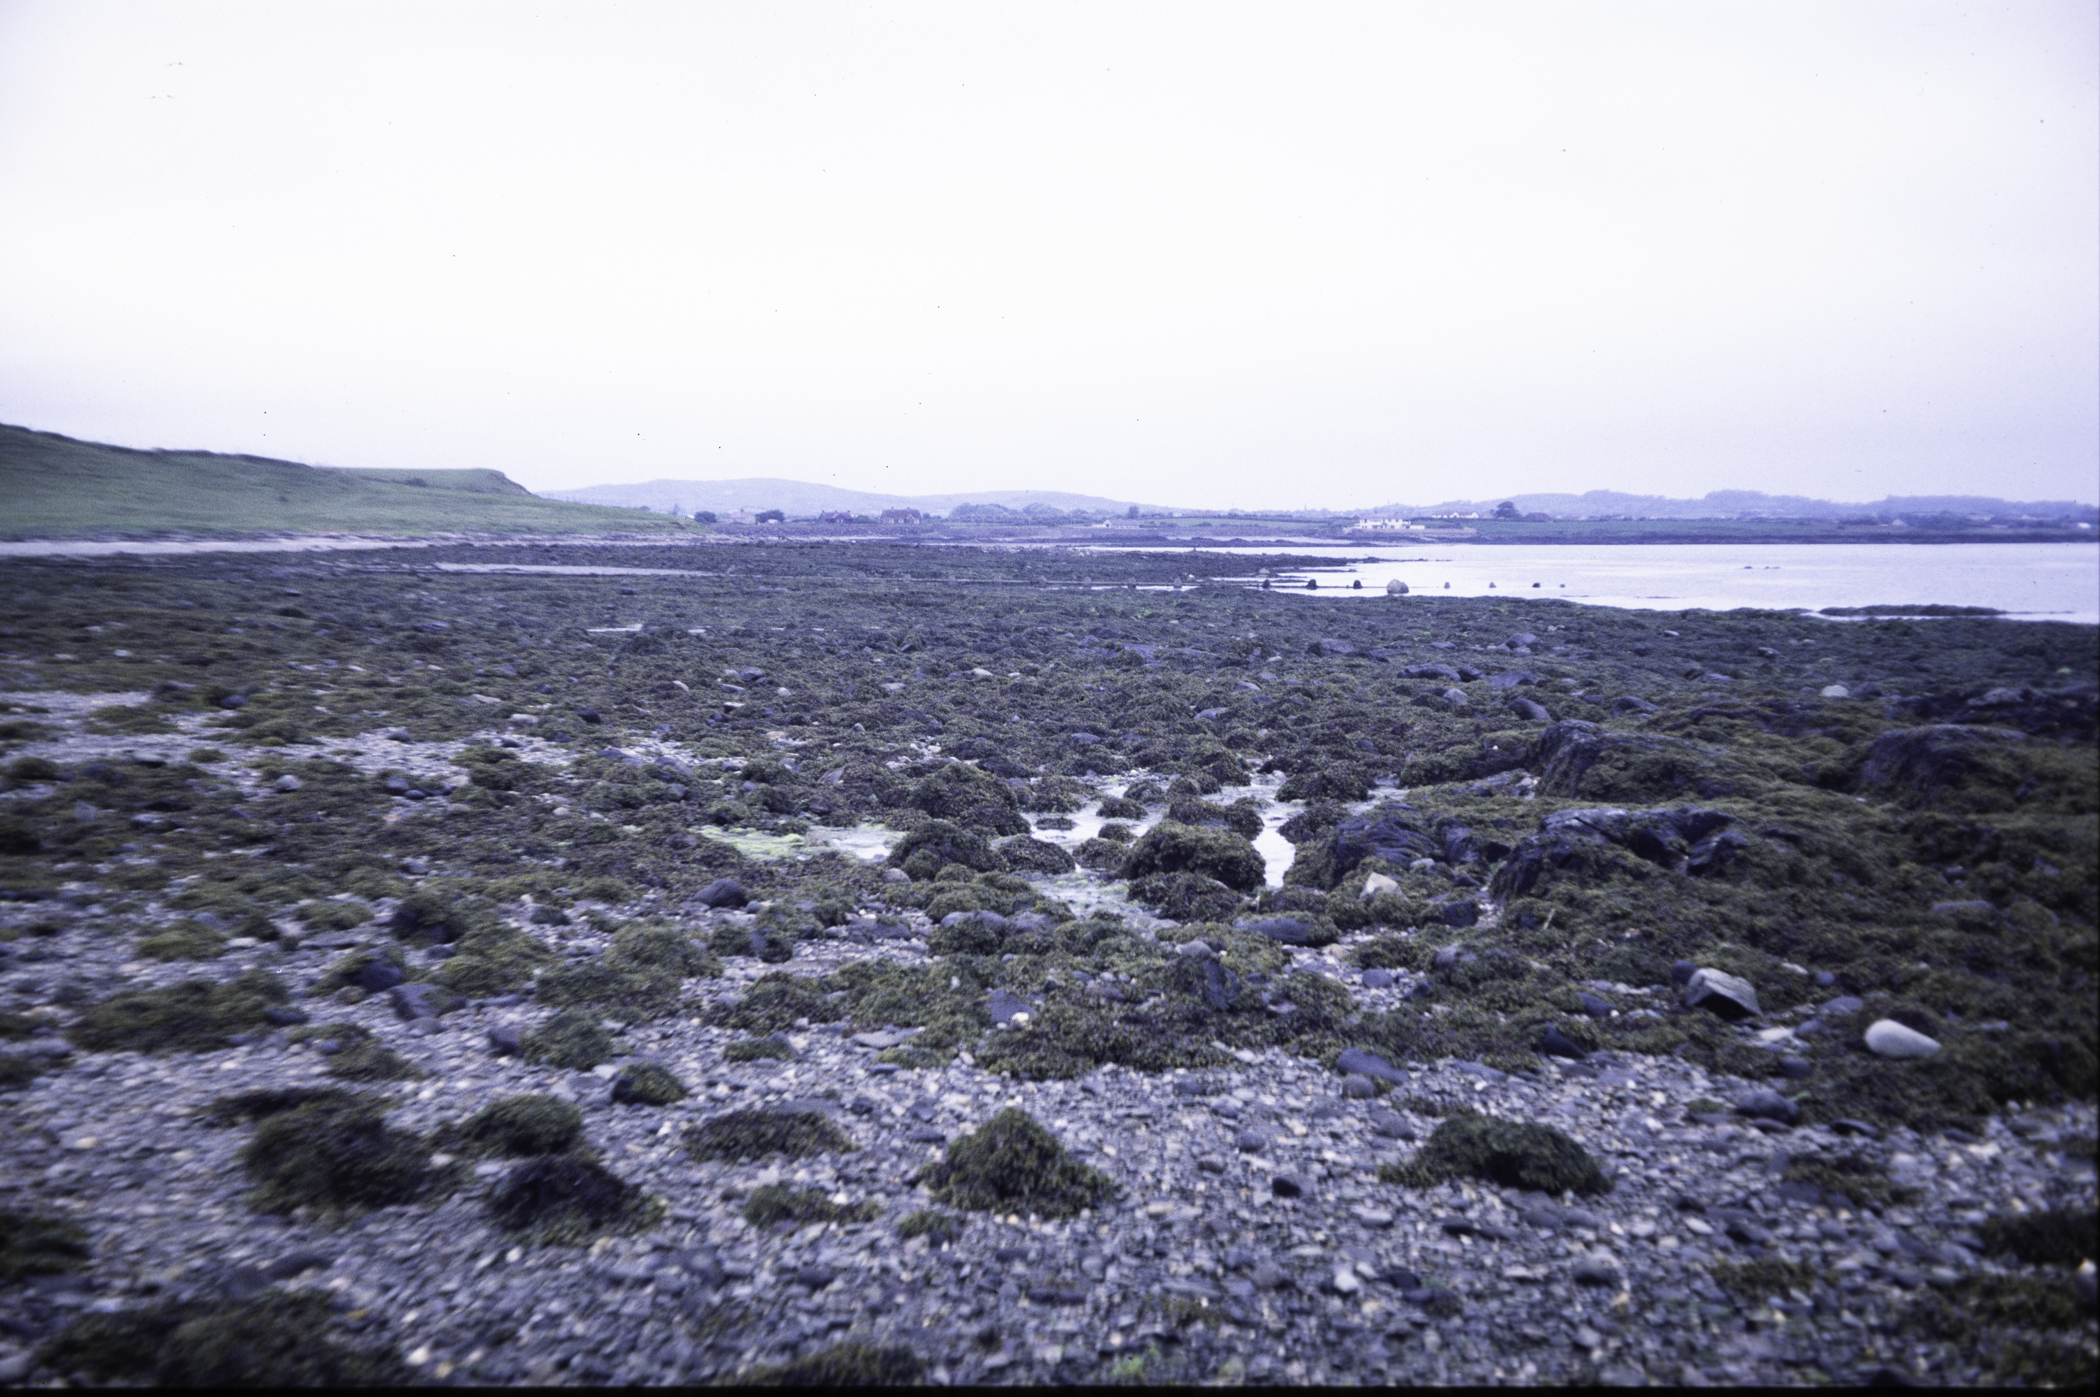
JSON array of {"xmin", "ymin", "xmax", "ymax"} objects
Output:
[
  {"xmin": 1610, "ymin": 695, "xmax": 1659, "ymax": 715},
  {"xmin": 353, "ymin": 959, "xmax": 406, "ymax": 993},
  {"xmin": 1732, "ymin": 1088, "xmax": 1799, "ymax": 1124},
  {"xmin": 1537, "ymin": 1026, "xmax": 1589, "ymax": 1060},
  {"xmin": 387, "ymin": 982, "xmax": 451, "ymax": 1021},
  {"xmin": 1335, "ymin": 1047, "xmax": 1407, "ymax": 1084},
  {"xmin": 694, "ymin": 879, "xmax": 749, "ymax": 908},
  {"xmin": 1506, "ymin": 698, "xmax": 1553, "ymax": 723}
]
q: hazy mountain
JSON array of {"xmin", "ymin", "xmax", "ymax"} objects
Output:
[{"xmin": 543, "ymin": 478, "xmax": 1182, "ymax": 518}]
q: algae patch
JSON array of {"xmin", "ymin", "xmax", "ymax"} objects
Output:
[{"xmin": 923, "ymin": 1107, "xmax": 1116, "ymax": 1220}]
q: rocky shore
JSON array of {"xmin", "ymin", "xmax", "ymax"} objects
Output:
[{"xmin": 1, "ymin": 541, "xmax": 2093, "ymax": 1386}]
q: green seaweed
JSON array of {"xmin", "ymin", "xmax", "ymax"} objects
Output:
[
  {"xmin": 923, "ymin": 1107, "xmax": 1115, "ymax": 1219},
  {"xmin": 741, "ymin": 1184, "xmax": 880, "ymax": 1228},
  {"xmin": 438, "ymin": 1094, "xmax": 587, "ymax": 1158},
  {"xmin": 611, "ymin": 1061, "xmax": 689, "ymax": 1105},
  {"xmin": 1975, "ymin": 1206, "xmax": 2099, "ymax": 1268},
  {"xmin": 485, "ymin": 1155, "xmax": 658, "ymax": 1245},
  {"xmin": 68, "ymin": 970, "xmax": 292, "ymax": 1054},
  {"xmin": 683, "ymin": 1109, "xmax": 856, "ymax": 1163},
  {"xmin": 737, "ymin": 1340, "xmax": 925, "ymax": 1387},
  {"xmin": 37, "ymin": 1292, "xmax": 410, "ymax": 1387},
  {"xmin": 240, "ymin": 1094, "xmax": 455, "ymax": 1216},
  {"xmin": 0, "ymin": 1208, "xmax": 91, "ymax": 1279},
  {"xmin": 520, "ymin": 1009, "xmax": 617, "ymax": 1070},
  {"xmin": 1377, "ymin": 1110, "xmax": 1612, "ymax": 1195}
]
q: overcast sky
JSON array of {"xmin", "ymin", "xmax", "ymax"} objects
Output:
[{"xmin": 1, "ymin": 1, "xmax": 2093, "ymax": 508}]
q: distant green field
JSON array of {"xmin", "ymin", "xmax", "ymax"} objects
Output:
[{"xmin": 0, "ymin": 424, "xmax": 693, "ymax": 539}]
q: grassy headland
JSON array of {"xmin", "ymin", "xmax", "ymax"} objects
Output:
[{"xmin": 0, "ymin": 425, "xmax": 691, "ymax": 540}]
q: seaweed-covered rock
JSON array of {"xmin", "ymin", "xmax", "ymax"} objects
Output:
[
  {"xmin": 1120, "ymin": 820, "xmax": 1265, "ymax": 892},
  {"xmin": 611, "ymin": 1061, "xmax": 689, "ymax": 1105},
  {"xmin": 1857, "ymin": 724, "xmax": 2031, "ymax": 806},
  {"xmin": 0, "ymin": 1208, "xmax": 90, "ymax": 1279},
  {"xmin": 240, "ymin": 1095, "xmax": 450, "ymax": 1214},
  {"xmin": 1377, "ymin": 1112, "xmax": 1611, "ymax": 1195},
  {"xmin": 519, "ymin": 1010, "xmax": 616, "ymax": 1070},
  {"xmin": 1128, "ymin": 871, "xmax": 1243, "ymax": 922},
  {"xmin": 37, "ymin": 1292, "xmax": 409, "ymax": 1387},
  {"xmin": 1532, "ymin": 720, "xmax": 1744, "ymax": 801},
  {"xmin": 1165, "ymin": 798, "xmax": 1265, "ymax": 839},
  {"xmin": 67, "ymin": 970, "xmax": 292, "ymax": 1054},
  {"xmin": 740, "ymin": 1341, "xmax": 925, "ymax": 1387},
  {"xmin": 684, "ymin": 1108, "xmax": 856, "ymax": 1162},
  {"xmin": 439, "ymin": 1094, "xmax": 586, "ymax": 1157},
  {"xmin": 998, "ymin": 836, "xmax": 1077, "ymax": 876},
  {"xmin": 1490, "ymin": 806, "xmax": 1745, "ymax": 899},
  {"xmin": 485, "ymin": 1155, "xmax": 650, "ymax": 1243},
  {"xmin": 889, "ymin": 819, "xmax": 1002, "ymax": 879},
  {"xmin": 923, "ymin": 1107, "xmax": 1115, "ymax": 1219}
]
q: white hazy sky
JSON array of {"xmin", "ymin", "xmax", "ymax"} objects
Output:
[{"xmin": 1, "ymin": 1, "xmax": 2094, "ymax": 509}]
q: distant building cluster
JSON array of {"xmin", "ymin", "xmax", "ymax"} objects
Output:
[
  {"xmin": 879, "ymin": 508, "xmax": 923, "ymax": 524},
  {"xmin": 1353, "ymin": 517, "xmax": 1426, "ymax": 532}
]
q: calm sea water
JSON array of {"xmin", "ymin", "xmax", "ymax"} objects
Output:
[{"xmin": 1195, "ymin": 542, "xmax": 2098, "ymax": 625}]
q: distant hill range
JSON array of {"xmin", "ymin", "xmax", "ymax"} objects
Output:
[
  {"xmin": 1360, "ymin": 489, "xmax": 2096, "ymax": 522},
  {"xmin": 543, "ymin": 478, "xmax": 1181, "ymax": 518},
  {"xmin": 0, "ymin": 424, "xmax": 687, "ymax": 539}
]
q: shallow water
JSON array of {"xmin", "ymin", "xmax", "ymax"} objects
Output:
[{"xmin": 1185, "ymin": 541, "xmax": 2099, "ymax": 624}]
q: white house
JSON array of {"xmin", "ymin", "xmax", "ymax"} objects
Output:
[{"xmin": 1354, "ymin": 517, "xmax": 1425, "ymax": 532}]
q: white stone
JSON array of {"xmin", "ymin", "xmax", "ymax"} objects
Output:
[
  {"xmin": 1361, "ymin": 872, "xmax": 1400, "ymax": 898},
  {"xmin": 272, "ymin": 774, "xmax": 303, "ymax": 792},
  {"xmin": 1331, "ymin": 1266, "xmax": 1362, "ymax": 1294},
  {"xmin": 1683, "ymin": 968, "xmax": 1760, "ymax": 1018},
  {"xmin": 1865, "ymin": 1019, "xmax": 1941, "ymax": 1059},
  {"xmin": 1820, "ymin": 684, "xmax": 1851, "ymax": 698}
]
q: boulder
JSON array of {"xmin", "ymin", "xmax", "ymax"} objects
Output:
[
  {"xmin": 1491, "ymin": 805, "xmax": 1743, "ymax": 899},
  {"xmin": 1385, "ymin": 580, "xmax": 1409, "ymax": 595},
  {"xmin": 1506, "ymin": 698, "xmax": 1553, "ymax": 723},
  {"xmin": 1336, "ymin": 1047, "xmax": 1407, "ymax": 1083},
  {"xmin": 1864, "ymin": 1019, "xmax": 1941, "ymax": 1059},
  {"xmin": 694, "ymin": 879, "xmax": 749, "ymax": 908},
  {"xmin": 1683, "ymin": 968, "xmax": 1760, "ymax": 1020},
  {"xmin": 1857, "ymin": 724, "xmax": 2028, "ymax": 805},
  {"xmin": 1361, "ymin": 871, "xmax": 1400, "ymax": 898},
  {"xmin": 1732, "ymin": 1088, "xmax": 1800, "ymax": 1124}
]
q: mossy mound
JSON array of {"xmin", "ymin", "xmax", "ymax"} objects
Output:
[
  {"xmin": 724, "ymin": 1035, "xmax": 795, "ymax": 1062},
  {"xmin": 1976, "ymin": 1206, "xmax": 2098, "ymax": 1268},
  {"xmin": 896, "ymin": 1209, "xmax": 962, "ymax": 1245},
  {"xmin": 288, "ymin": 1022, "xmax": 425, "ymax": 1082},
  {"xmin": 923, "ymin": 1107, "xmax": 1115, "ymax": 1220},
  {"xmin": 740, "ymin": 1340, "xmax": 925, "ymax": 1387},
  {"xmin": 439, "ymin": 1094, "xmax": 586, "ymax": 1158},
  {"xmin": 204, "ymin": 1085, "xmax": 359, "ymax": 1126},
  {"xmin": 520, "ymin": 1009, "xmax": 617, "ymax": 1070},
  {"xmin": 1126, "ymin": 870, "xmax": 1243, "ymax": 922},
  {"xmin": 890, "ymin": 819, "xmax": 1002, "ymax": 879},
  {"xmin": 240, "ymin": 1094, "xmax": 454, "ymax": 1216},
  {"xmin": 1120, "ymin": 820, "xmax": 1266, "ymax": 892},
  {"xmin": 741, "ymin": 1184, "xmax": 880, "ymax": 1228},
  {"xmin": 684, "ymin": 1109, "xmax": 856, "ymax": 1163},
  {"xmin": 1895, "ymin": 1273, "xmax": 2096, "ymax": 1385},
  {"xmin": 135, "ymin": 919, "xmax": 228, "ymax": 961},
  {"xmin": 426, "ymin": 923, "xmax": 554, "ymax": 997},
  {"xmin": 0, "ymin": 1208, "xmax": 90, "ymax": 1279},
  {"xmin": 1709, "ymin": 1257, "xmax": 1827, "ymax": 1303},
  {"xmin": 1377, "ymin": 1111, "xmax": 1612, "ymax": 1195},
  {"xmin": 67, "ymin": 970, "xmax": 291, "ymax": 1053},
  {"xmin": 485, "ymin": 1155, "xmax": 655, "ymax": 1244},
  {"xmin": 611, "ymin": 1061, "xmax": 688, "ymax": 1105},
  {"xmin": 706, "ymin": 973, "xmax": 833, "ymax": 1033},
  {"xmin": 36, "ymin": 1292, "xmax": 409, "ymax": 1387}
]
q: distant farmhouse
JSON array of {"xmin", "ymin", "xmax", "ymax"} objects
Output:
[
  {"xmin": 719, "ymin": 508, "xmax": 756, "ymax": 524},
  {"xmin": 879, "ymin": 508, "xmax": 923, "ymax": 524},
  {"xmin": 1353, "ymin": 517, "xmax": 1425, "ymax": 532},
  {"xmin": 815, "ymin": 510, "xmax": 857, "ymax": 525}
]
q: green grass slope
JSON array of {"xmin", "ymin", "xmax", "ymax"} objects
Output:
[{"xmin": 0, "ymin": 424, "xmax": 691, "ymax": 539}]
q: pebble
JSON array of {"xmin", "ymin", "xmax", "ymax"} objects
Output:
[{"xmin": 1865, "ymin": 1019, "xmax": 1941, "ymax": 1059}]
